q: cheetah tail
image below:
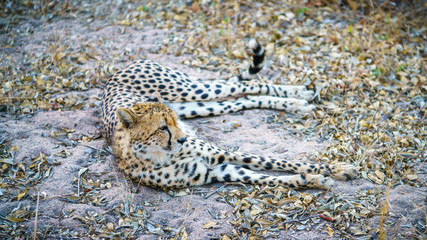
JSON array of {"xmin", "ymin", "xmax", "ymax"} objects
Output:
[{"xmin": 232, "ymin": 39, "xmax": 266, "ymax": 82}]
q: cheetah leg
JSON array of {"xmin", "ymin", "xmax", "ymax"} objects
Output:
[
  {"xmin": 208, "ymin": 163, "xmax": 333, "ymax": 189},
  {"xmin": 255, "ymin": 84, "xmax": 314, "ymax": 100},
  {"xmin": 180, "ymin": 138, "xmax": 358, "ymax": 181},
  {"xmin": 222, "ymin": 152, "xmax": 359, "ymax": 181},
  {"xmin": 168, "ymin": 95, "xmax": 315, "ymax": 118},
  {"xmin": 221, "ymin": 81, "xmax": 315, "ymax": 100},
  {"xmin": 166, "ymin": 80, "xmax": 315, "ymax": 102},
  {"xmin": 136, "ymin": 160, "xmax": 333, "ymax": 189}
]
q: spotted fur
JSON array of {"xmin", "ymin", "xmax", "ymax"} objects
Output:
[{"xmin": 101, "ymin": 40, "xmax": 357, "ymax": 189}]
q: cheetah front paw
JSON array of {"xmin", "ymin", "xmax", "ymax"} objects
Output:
[
  {"xmin": 287, "ymin": 99, "xmax": 316, "ymax": 114},
  {"xmin": 297, "ymin": 103, "xmax": 316, "ymax": 114},
  {"xmin": 303, "ymin": 174, "xmax": 334, "ymax": 189},
  {"xmin": 295, "ymin": 88, "xmax": 314, "ymax": 100},
  {"xmin": 329, "ymin": 163, "xmax": 359, "ymax": 181}
]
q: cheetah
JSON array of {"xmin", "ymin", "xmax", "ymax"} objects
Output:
[{"xmin": 101, "ymin": 40, "xmax": 357, "ymax": 189}]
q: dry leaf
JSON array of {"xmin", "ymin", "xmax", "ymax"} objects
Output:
[{"xmin": 203, "ymin": 221, "xmax": 219, "ymax": 229}]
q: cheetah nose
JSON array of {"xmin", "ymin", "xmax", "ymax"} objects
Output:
[{"xmin": 177, "ymin": 137, "xmax": 187, "ymax": 144}]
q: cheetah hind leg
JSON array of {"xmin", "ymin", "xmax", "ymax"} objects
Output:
[{"xmin": 168, "ymin": 95, "xmax": 315, "ymax": 119}]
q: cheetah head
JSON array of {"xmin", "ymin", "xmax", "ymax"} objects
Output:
[{"xmin": 114, "ymin": 101, "xmax": 187, "ymax": 165}]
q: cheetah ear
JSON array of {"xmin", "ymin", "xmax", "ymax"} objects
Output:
[
  {"xmin": 146, "ymin": 92, "xmax": 162, "ymax": 103},
  {"xmin": 116, "ymin": 108, "xmax": 136, "ymax": 128}
]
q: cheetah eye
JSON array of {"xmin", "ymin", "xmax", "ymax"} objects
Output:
[{"xmin": 159, "ymin": 125, "xmax": 168, "ymax": 131}]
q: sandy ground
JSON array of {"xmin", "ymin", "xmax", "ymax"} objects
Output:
[{"xmin": 1, "ymin": 17, "xmax": 425, "ymax": 239}]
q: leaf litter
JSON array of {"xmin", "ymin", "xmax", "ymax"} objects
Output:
[{"xmin": 0, "ymin": 0, "xmax": 426, "ymax": 239}]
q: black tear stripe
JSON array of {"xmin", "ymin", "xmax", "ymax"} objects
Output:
[{"xmin": 166, "ymin": 127, "xmax": 172, "ymax": 146}]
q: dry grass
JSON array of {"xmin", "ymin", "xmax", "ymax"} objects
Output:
[{"xmin": 32, "ymin": 192, "xmax": 39, "ymax": 240}]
